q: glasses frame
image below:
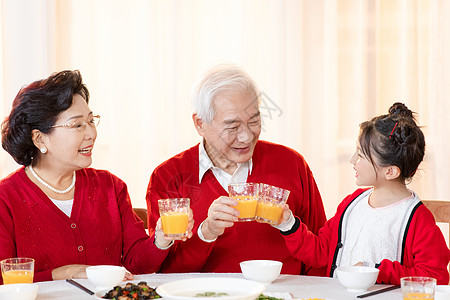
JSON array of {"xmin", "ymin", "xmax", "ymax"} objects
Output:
[{"xmin": 51, "ymin": 115, "xmax": 101, "ymax": 130}]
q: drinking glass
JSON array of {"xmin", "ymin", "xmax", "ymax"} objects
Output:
[
  {"xmin": 228, "ymin": 183, "xmax": 259, "ymax": 221},
  {"xmin": 256, "ymin": 184, "xmax": 290, "ymax": 225},
  {"xmin": 401, "ymin": 276, "xmax": 436, "ymax": 300},
  {"xmin": 158, "ymin": 198, "xmax": 190, "ymax": 238},
  {"xmin": 1, "ymin": 257, "xmax": 34, "ymax": 284}
]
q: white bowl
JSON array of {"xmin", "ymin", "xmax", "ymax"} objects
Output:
[
  {"xmin": 335, "ymin": 266, "xmax": 379, "ymax": 292},
  {"xmin": 86, "ymin": 265, "xmax": 125, "ymax": 290},
  {"xmin": 239, "ymin": 260, "xmax": 283, "ymax": 285},
  {"xmin": 436, "ymin": 285, "xmax": 450, "ymax": 300},
  {"xmin": 0, "ymin": 283, "xmax": 38, "ymax": 300},
  {"xmin": 156, "ymin": 277, "xmax": 265, "ymax": 300}
]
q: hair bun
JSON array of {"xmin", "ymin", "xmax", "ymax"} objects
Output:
[{"xmin": 388, "ymin": 102, "xmax": 414, "ymax": 120}]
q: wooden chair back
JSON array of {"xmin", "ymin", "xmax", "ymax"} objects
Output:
[
  {"xmin": 422, "ymin": 200, "xmax": 450, "ymax": 244},
  {"xmin": 133, "ymin": 207, "xmax": 148, "ymax": 229}
]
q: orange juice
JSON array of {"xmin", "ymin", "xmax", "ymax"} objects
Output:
[
  {"xmin": 403, "ymin": 293, "xmax": 434, "ymax": 300},
  {"xmin": 161, "ymin": 212, "xmax": 189, "ymax": 236},
  {"xmin": 2, "ymin": 269, "xmax": 34, "ymax": 284},
  {"xmin": 255, "ymin": 200, "xmax": 283, "ymax": 224},
  {"xmin": 232, "ymin": 196, "xmax": 257, "ymax": 221}
]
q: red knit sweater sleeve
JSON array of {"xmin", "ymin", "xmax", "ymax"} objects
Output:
[
  {"xmin": 377, "ymin": 204, "xmax": 450, "ymax": 285},
  {"xmin": 0, "ymin": 170, "xmax": 54, "ymax": 283},
  {"xmin": 113, "ymin": 174, "xmax": 169, "ymax": 274},
  {"xmin": 145, "ymin": 151, "xmax": 216, "ymax": 272},
  {"xmin": 295, "ymin": 159, "xmax": 327, "ymax": 235},
  {"xmin": 283, "ymin": 192, "xmax": 355, "ymax": 269}
]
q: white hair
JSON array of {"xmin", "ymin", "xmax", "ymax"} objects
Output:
[{"xmin": 192, "ymin": 64, "xmax": 260, "ymax": 123}]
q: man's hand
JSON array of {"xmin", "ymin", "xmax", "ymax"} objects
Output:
[{"xmin": 201, "ymin": 196, "xmax": 239, "ymax": 240}]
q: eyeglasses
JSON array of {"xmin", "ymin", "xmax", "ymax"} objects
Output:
[{"xmin": 51, "ymin": 115, "xmax": 101, "ymax": 131}]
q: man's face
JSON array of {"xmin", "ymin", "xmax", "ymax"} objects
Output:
[{"xmin": 195, "ymin": 91, "xmax": 261, "ymax": 169}]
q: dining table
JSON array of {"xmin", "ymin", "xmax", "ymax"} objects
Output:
[{"xmin": 35, "ymin": 272, "xmax": 403, "ymax": 300}]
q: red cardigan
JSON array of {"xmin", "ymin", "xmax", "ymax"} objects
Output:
[
  {"xmin": 282, "ymin": 188, "xmax": 450, "ymax": 285},
  {"xmin": 146, "ymin": 140, "xmax": 327, "ymax": 274},
  {"xmin": 0, "ymin": 167, "xmax": 168, "ymax": 283}
]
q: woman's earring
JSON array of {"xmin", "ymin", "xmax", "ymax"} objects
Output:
[{"xmin": 40, "ymin": 147, "xmax": 47, "ymax": 154}]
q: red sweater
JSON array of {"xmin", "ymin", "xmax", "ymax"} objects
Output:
[
  {"xmin": 283, "ymin": 188, "xmax": 450, "ymax": 285},
  {"xmin": 146, "ymin": 140, "xmax": 327, "ymax": 274},
  {"xmin": 0, "ymin": 167, "xmax": 168, "ymax": 283}
]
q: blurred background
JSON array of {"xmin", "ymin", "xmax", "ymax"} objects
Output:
[{"xmin": 0, "ymin": 0, "xmax": 449, "ymax": 221}]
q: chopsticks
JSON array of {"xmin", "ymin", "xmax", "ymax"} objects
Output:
[
  {"xmin": 66, "ymin": 278, "xmax": 95, "ymax": 295},
  {"xmin": 356, "ymin": 285, "xmax": 400, "ymax": 298}
]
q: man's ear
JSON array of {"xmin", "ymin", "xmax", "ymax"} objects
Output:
[
  {"xmin": 385, "ymin": 165, "xmax": 401, "ymax": 180},
  {"xmin": 192, "ymin": 113, "xmax": 205, "ymax": 137}
]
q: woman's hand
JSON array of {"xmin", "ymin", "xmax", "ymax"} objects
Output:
[
  {"xmin": 53, "ymin": 264, "xmax": 134, "ymax": 281},
  {"xmin": 52, "ymin": 264, "xmax": 89, "ymax": 280},
  {"xmin": 154, "ymin": 208, "xmax": 194, "ymax": 248},
  {"xmin": 123, "ymin": 270, "xmax": 133, "ymax": 281}
]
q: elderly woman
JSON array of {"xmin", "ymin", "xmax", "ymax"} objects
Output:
[{"xmin": 0, "ymin": 70, "xmax": 192, "ymax": 283}]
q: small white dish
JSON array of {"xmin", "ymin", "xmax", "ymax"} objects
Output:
[
  {"xmin": 436, "ymin": 285, "xmax": 450, "ymax": 300},
  {"xmin": 95, "ymin": 289, "xmax": 111, "ymax": 300},
  {"xmin": 0, "ymin": 283, "xmax": 38, "ymax": 300},
  {"xmin": 86, "ymin": 265, "xmax": 125, "ymax": 290},
  {"xmin": 240, "ymin": 260, "xmax": 283, "ymax": 285},
  {"xmin": 156, "ymin": 277, "xmax": 265, "ymax": 300},
  {"xmin": 335, "ymin": 266, "xmax": 379, "ymax": 293}
]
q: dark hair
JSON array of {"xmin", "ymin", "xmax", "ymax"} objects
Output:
[
  {"xmin": 1, "ymin": 70, "xmax": 89, "ymax": 166},
  {"xmin": 359, "ymin": 102, "xmax": 425, "ymax": 182}
]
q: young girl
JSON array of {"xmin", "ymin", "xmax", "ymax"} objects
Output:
[{"xmin": 274, "ymin": 103, "xmax": 450, "ymax": 284}]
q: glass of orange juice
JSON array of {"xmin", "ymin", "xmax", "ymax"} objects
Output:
[
  {"xmin": 228, "ymin": 183, "xmax": 259, "ymax": 221},
  {"xmin": 256, "ymin": 184, "xmax": 290, "ymax": 225},
  {"xmin": 401, "ymin": 276, "xmax": 436, "ymax": 300},
  {"xmin": 1, "ymin": 257, "xmax": 34, "ymax": 284},
  {"xmin": 158, "ymin": 198, "xmax": 190, "ymax": 238}
]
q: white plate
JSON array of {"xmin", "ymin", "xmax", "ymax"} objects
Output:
[
  {"xmin": 94, "ymin": 289, "xmax": 110, "ymax": 299},
  {"xmin": 156, "ymin": 277, "xmax": 265, "ymax": 300}
]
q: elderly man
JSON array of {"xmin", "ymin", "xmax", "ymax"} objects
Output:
[{"xmin": 146, "ymin": 64, "xmax": 327, "ymax": 275}]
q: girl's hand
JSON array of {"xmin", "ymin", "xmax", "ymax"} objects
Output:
[
  {"xmin": 279, "ymin": 203, "xmax": 292, "ymax": 225},
  {"xmin": 271, "ymin": 203, "xmax": 296, "ymax": 232}
]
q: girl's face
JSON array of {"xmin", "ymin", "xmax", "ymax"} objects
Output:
[
  {"xmin": 41, "ymin": 94, "xmax": 97, "ymax": 173},
  {"xmin": 349, "ymin": 142, "xmax": 381, "ymax": 187}
]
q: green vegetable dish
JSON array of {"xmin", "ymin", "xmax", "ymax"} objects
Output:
[
  {"xmin": 195, "ymin": 292, "xmax": 229, "ymax": 297},
  {"xmin": 193, "ymin": 293, "xmax": 283, "ymax": 299},
  {"xmin": 101, "ymin": 281, "xmax": 160, "ymax": 299},
  {"xmin": 256, "ymin": 295, "xmax": 284, "ymax": 300}
]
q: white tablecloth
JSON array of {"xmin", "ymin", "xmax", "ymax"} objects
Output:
[{"xmin": 35, "ymin": 272, "xmax": 403, "ymax": 300}]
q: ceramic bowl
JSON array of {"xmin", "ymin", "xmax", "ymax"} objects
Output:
[
  {"xmin": 86, "ymin": 265, "xmax": 125, "ymax": 290},
  {"xmin": 239, "ymin": 260, "xmax": 283, "ymax": 285},
  {"xmin": 335, "ymin": 266, "xmax": 379, "ymax": 292},
  {"xmin": 436, "ymin": 285, "xmax": 450, "ymax": 300},
  {"xmin": 0, "ymin": 283, "xmax": 38, "ymax": 300}
]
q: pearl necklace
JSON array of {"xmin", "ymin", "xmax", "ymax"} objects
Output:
[{"xmin": 28, "ymin": 165, "xmax": 76, "ymax": 194}]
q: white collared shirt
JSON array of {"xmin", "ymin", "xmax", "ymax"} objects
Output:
[
  {"xmin": 197, "ymin": 142, "xmax": 253, "ymax": 242},
  {"xmin": 198, "ymin": 142, "xmax": 253, "ymax": 191}
]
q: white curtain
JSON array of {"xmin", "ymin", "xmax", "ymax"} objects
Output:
[{"xmin": 1, "ymin": 0, "xmax": 449, "ymax": 219}]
